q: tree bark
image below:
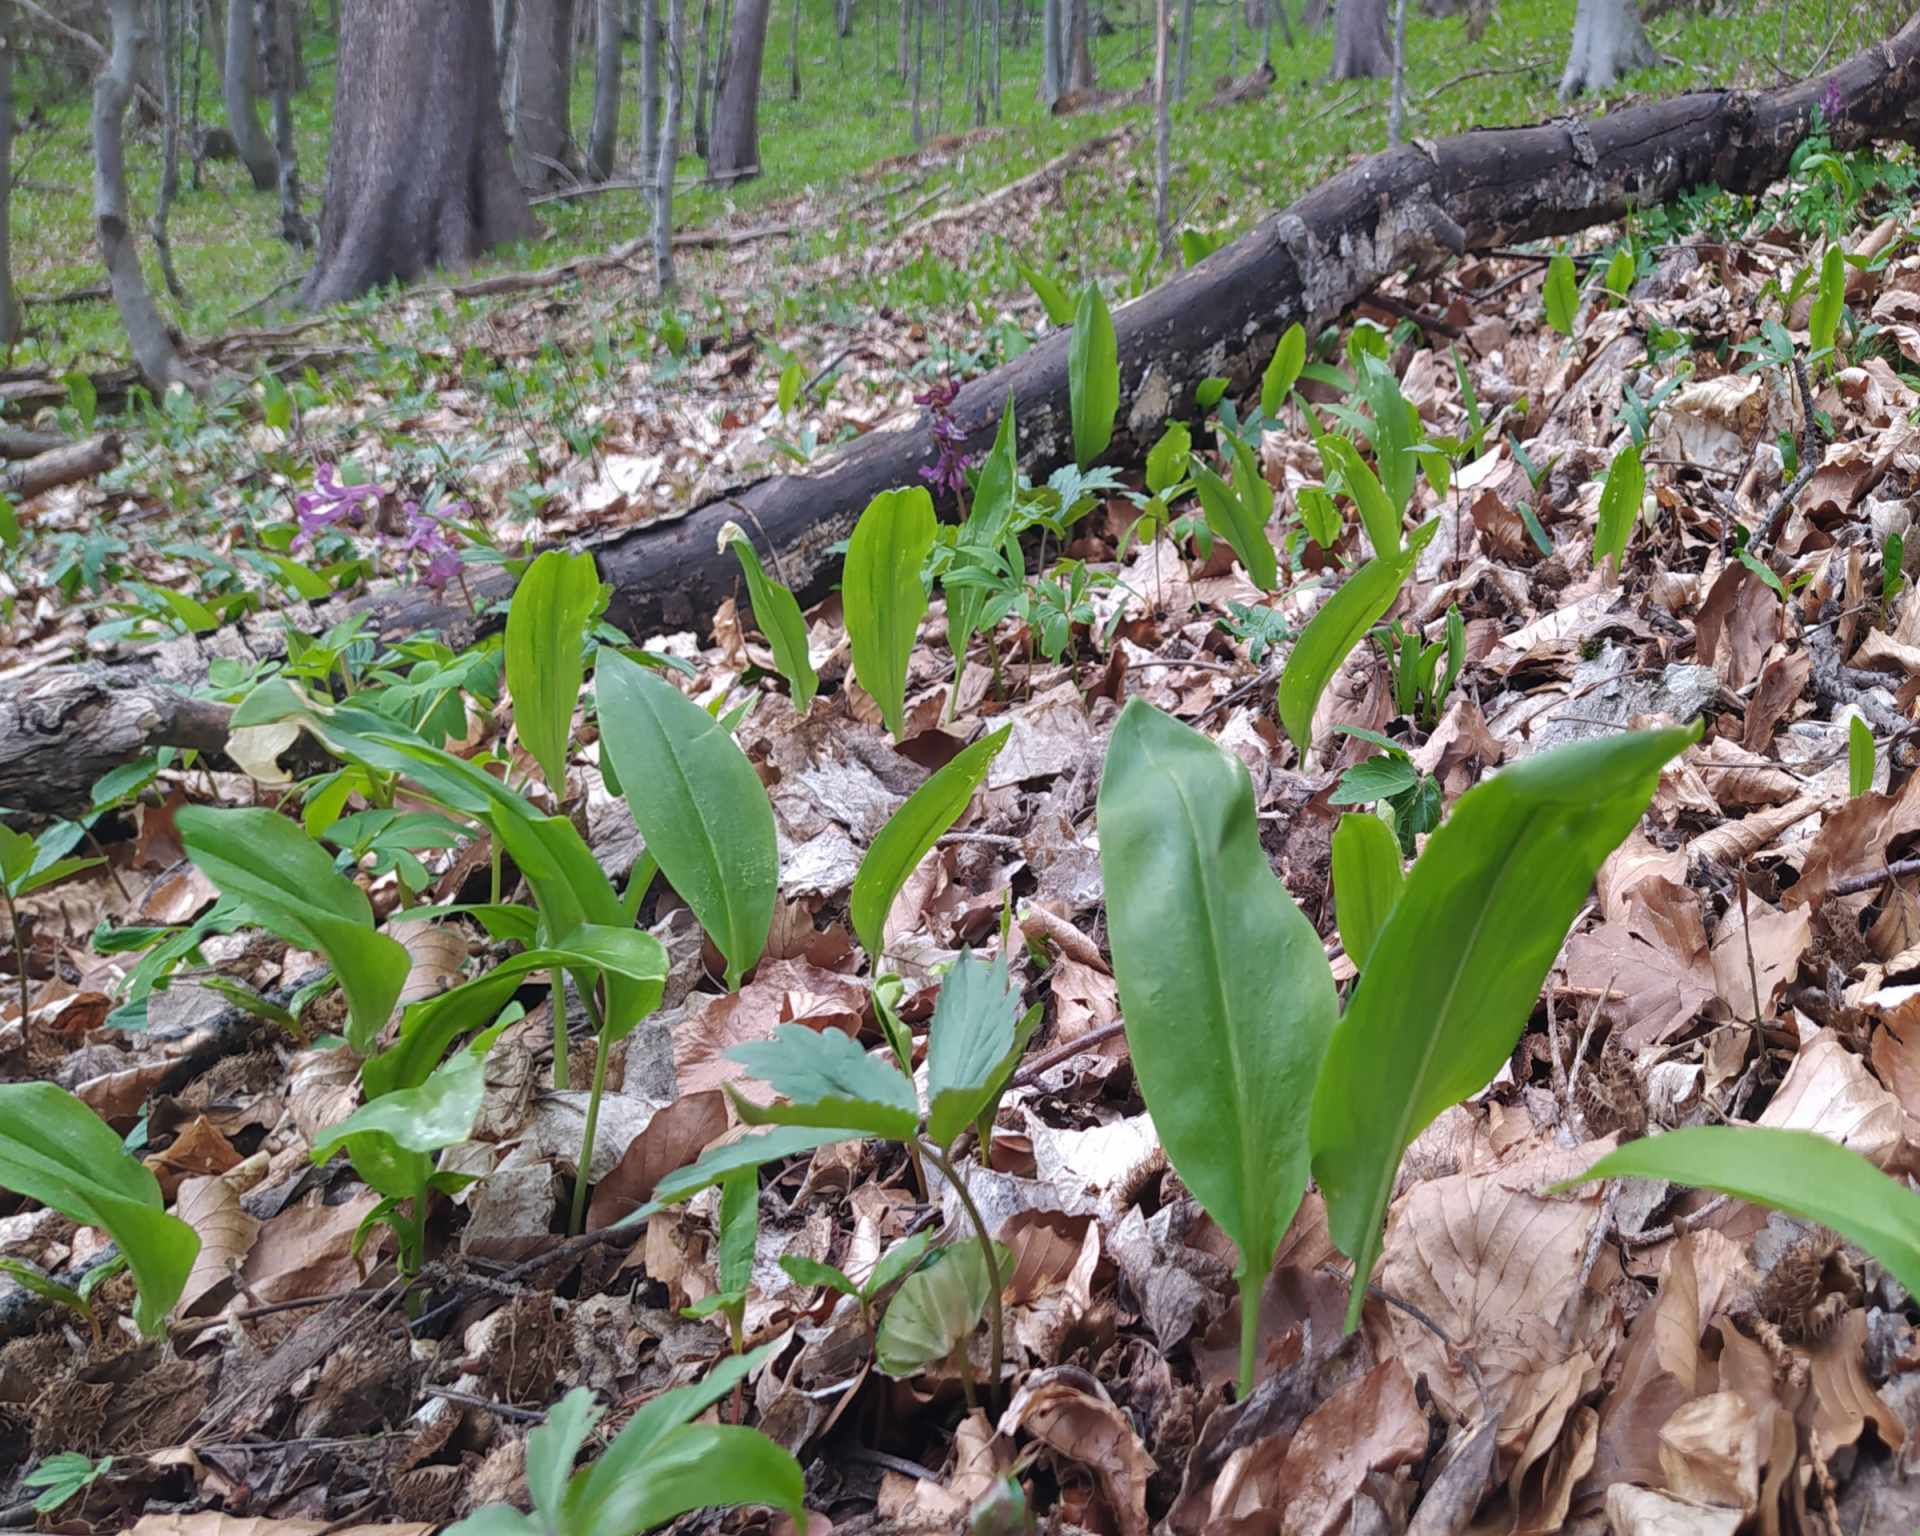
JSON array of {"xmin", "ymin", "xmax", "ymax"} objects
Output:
[
  {"xmin": 302, "ymin": 0, "xmax": 538, "ymax": 307},
  {"xmin": 22, "ymin": 18, "xmax": 1920, "ymax": 814},
  {"xmin": 221, "ymin": 0, "xmax": 278, "ymax": 188},
  {"xmin": 1039, "ymin": 0, "xmax": 1063, "ymax": 103},
  {"xmin": 586, "ymin": 0, "xmax": 623, "ymax": 179},
  {"xmin": 259, "ymin": 0, "xmax": 312, "ymax": 245},
  {"xmin": 1387, "ymin": 0, "xmax": 1406, "ymax": 141},
  {"xmin": 785, "ymin": 0, "xmax": 799, "ymax": 98},
  {"xmin": 0, "ymin": 23, "xmax": 18, "ymax": 349},
  {"xmin": 691, "ymin": 0, "xmax": 713, "ymax": 155},
  {"xmin": 1152, "ymin": 0, "xmax": 1169, "ymax": 255},
  {"xmin": 511, "ymin": 0, "xmax": 576, "ymax": 189},
  {"xmin": 706, "ymin": 0, "xmax": 768, "ymax": 181},
  {"xmin": 637, "ymin": 0, "xmax": 661, "ymax": 180},
  {"xmin": 1066, "ymin": 0, "xmax": 1092, "ymax": 89},
  {"xmin": 1173, "ymin": 0, "xmax": 1193, "ymax": 97},
  {"xmin": 653, "ymin": 0, "xmax": 684, "ymax": 291},
  {"xmin": 1560, "ymin": 0, "xmax": 1652, "ymax": 100},
  {"xmin": 1330, "ymin": 0, "xmax": 1389, "ymax": 76},
  {"xmin": 95, "ymin": 0, "xmax": 201, "ymax": 392}
]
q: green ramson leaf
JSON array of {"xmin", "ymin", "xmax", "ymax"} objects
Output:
[
  {"xmin": 1145, "ymin": 421, "xmax": 1191, "ymax": 496},
  {"xmin": 1310, "ymin": 724, "xmax": 1698, "ymax": 1330},
  {"xmin": 947, "ymin": 395, "xmax": 1020, "ymax": 683},
  {"xmin": 1550, "ymin": 1127, "xmax": 1920, "ymax": 1303},
  {"xmin": 1315, "ymin": 435, "xmax": 1400, "ymax": 559},
  {"xmin": 1097, "ymin": 701, "xmax": 1338, "ymax": 1394},
  {"xmin": 875, "ymin": 1240, "xmax": 1003, "ymax": 1378},
  {"xmin": 863, "ymin": 1228, "xmax": 936, "ymax": 1299},
  {"xmin": 504, "ymin": 548, "xmax": 600, "ymax": 793},
  {"xmin": 1261, "ymin": 322, "xmax": 1307, "ymax": 418},
  {"xmin": 725, "ymin": 528, "xmax": 818, "ymax": 713},
  {"xmin": 852, "ymin": 725, "xmax": 1011, "ymax": 966},
  {"xmin": 0, "ymin": 1084, "xmax": 198, "ymax": 1338},
  {"xmin": 1350, "ymin": 353, "xmax": 1421, "ymax": 518},
  {"xmin": 1192, "ymin": 462, "xmax": 1279, "ymax": 592},
  {"xmin": 716, "ymin": 1169, "xmax": 760, "ymax": 1296},
  {"xmin": 311, "ymin": 1042, "xmax": 488, "ymax": 1200},
  {"xmin": 925, "ymin": 949, "xmax": 1027, "ymax": 1150},
  {"xmin": 1069, "ymin": 286, "xmax": 1120, "ymax": 469},
  {"xmin": 729, "ymin": 1024, "xmax": 921, "ymax": 1141},
  {"xmin": 1331, "ymin": 812, "xmax": 1404, "ymax": 970},
  {"xmin": 1592, "ymin": 441, "xmax": 1645, "ymax": 572},
  {"xmin": 779, "ymin": 1252, "xmax": 859, "ymax": 1297},
  {"xmin": 595, "ymin": 651, "xmax": 777, "ymax": 991},
  {"xmin": 1808, "ymin": 242, "xmax": 1845, "ymax": 361},
  {"xmin": 526, "ymin": 1387, "xmax": 602, "ymax": 1525},
  {"xmin": 1329, "ymin": 755, "xmax": 1420, "ymax": 805},
  {"xmin": 177, "ymin": 805, "xmax": 409, "ymax": 1055},
  {"xmin": 1012, "ymin": 249, "xmax": 1074, "ymax": 327},
  {"xmin": 1849, "ymin": 716, "xmax": 1875, "ymax": 798},
  {"xmin": 1278, "ymin": 525, "xmax": 1434, "ymax": 758},
  {"xmin": 1544, "ymin": 250, "xmax": 1579, "ymax": 338},
  {"xmin": 1296, "ymin": 484, "xmax": 1342, "ymax": 549},
  {"xmin": 844, "ymin": 487, "xmax": 936, "ymax": 741}
]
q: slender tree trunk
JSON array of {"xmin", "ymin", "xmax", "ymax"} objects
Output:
[
  {"xmin": 1559, "ymin": 0, "xmax": 1652, "ymax": 99},
  {"xmin": 911, "ymin": 0, "xmax": 924, "ymax": 138},
  {"xmin": 511, "ymin": 0, "xmax": 576, "ymax": 189},
  {"xmin": 187, "ymin": 0, "xmax": 207, "ymax": 188},
  {"xmin": 1174, "ymin": 0, "xmax": 1192, "ymax": 97},
  {"xmin": 1153, "ymin": 0, "xmax": 1170, "ymax": 257},
  {"xmin": 1039, "ymin": 0, "xmax": 1062, "ymax": 103},
  {"xmin": 653, "ymin": 0, "xmax": 685, "ymax": 291},
  {"xmin": 1066, "ymin": 0, "xmax": 1092, "ymax": 88},
  {"xmin": 706, "ymin": 0, "xmax": 767, "ymax": 179},
  {"xmin": 222, "ymin": 0, "xmax": 278, "ymax": 187},
  {"xmin": 1329, "ymin": 0, "xmax": 1389, "ymax": 77},
  {"xmin": 896, "ymin": 0, "xmax": 909, "ymax": 76},
  {"xmin": 932, "ymin": 0, "xmax": 944, "ymax": 132},
  {"xmin": 1387, "ymin": 0, "xmax": 1405, "ymax": 142},
  {"xmin": 786, "ymin": 0, "xmax": 800, "ymax": 97},
  {"xmin": 152, "ymin": 0, "xmax": 189, "ymax": 298},
  {"xmin": 303, "ymin": 0, "xmax": 538, "ymax": 307},
  {"xmin": 586, "ymin": 0, "xmax": 623, "ymax": 178},
  {"xmin": 638, "ymin": 0, "xmax": 661, "ymax": 178},
  {"xmin": 0, "ymin": 22, "xmax": 17, "ymax": 350},
  {"xmin": 836, "ymin": 0, "xmax": 853, "ymax": 37},
  {"xmin": 691, "ymin": 0, "xmax": 713, "ymax": 156},
  {"xmin": 97, "ymin": 0, "xmax": 201, "ymax": 391},
  {"xmin": 990, "ymin": 0, "xmax": 1000, "ymax": 116},
  {"xmin": 260, "ymin": 0, "xmax": 312, "ymax": 244}
]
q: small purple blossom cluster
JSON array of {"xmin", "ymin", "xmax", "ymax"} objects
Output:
[
  {"xmin": 1820, "ymin": 78, "xmax": 1844, "ymax": 126},
  {"xmin": 915, "ymin": 378, "xmax": 973, "ymax": 505},
  {"xmin": 291, "ymin": 464, "xmax": 468, "ymax": 592}
]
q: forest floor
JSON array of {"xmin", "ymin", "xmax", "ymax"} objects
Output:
[{"xmin": 1, "ymin": 6, "xmax": 1919, "ymax": 1536}]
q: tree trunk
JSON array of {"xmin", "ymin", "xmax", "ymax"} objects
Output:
[
  {"xmin": 1066, "ymin": 0, "xmax": 1092, "ymax": 89},
  {"xmin": 785, "ymin": 0, "xmax": 799, "ymax": 97},
  {"xmin": 1329, "ymin": 0, "xmax": 1389, "ymax": 77},
  {"xmin": 96, "ymin": 0, "xmax": 202, "ymax": 392},
  {"xmin": 302, "ymin": 0, "xmax": 538, "ymax": 308},
  {"xmin": 896, "ymin": 0, "xmax": 909, "ymax": 75},
  {"xmin": 1173, "ymin": 0, "xmax": 1193, "ymax": 97},
  {"xmin": 836, "ymin": 0, "xmax": 853, "ymax": 38},
  {"xmin": 638, "ymin": 0, "xmax": 661, "ymax": 178},
  {"xmin": 222, "ymin": 0, "xmax": 278, "ymax": 187},
  {"xmin": 511, "ymin": 0, "xmax": 576, "ymax": 189},
  {"xmin": 1039, "ymin": 0, "xmax": 1063, "ymax": 104},
  {"xmin": 706, "ymin": 0, "xmax": 768, "ymax": 180},
  {"xmin": 1387, "ymin": 0, "xmax": 1405, "ymax": 142},
  {"xmin": 1152, "ymin": 0, "xmax": 1169, "ymax": 256},
  {"xmin": 152, "ymin": 0, "xmax": 189, "ymax": 298},
  {"xmin": 0, "ymin": 24, "xmax": 19, "ymax": 348},
  {"xmin": 691, "ymin": 0, "xmax": 713, "ymax": 156},
  {"xmin": 910, "ymin": 0, "xmax": 924, "ymax": 139},
  {"xmin": 25, "ymin": 18, "xmax": 1920, "ymax": 813},
  {"xmin": 259, "ymin": 0, "xmax": 312, "ymax": 244},
  {"xmin": 586, "ymin": 0, "xmax": 622, "ymax": 179},
  {"xmin": 653, "ymin": 0, "xmax": 684, "ymax": 291},
  {"xmin": 1560, "ymin": 0, "xmax": 1652, "ymax": 100}
]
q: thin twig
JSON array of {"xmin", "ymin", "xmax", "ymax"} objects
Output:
[
  {"xmin": 1825, "ymin": 855, "xmax": 1920, "ymax": 900},
  {"xmin": 424, "ymin": 1387, "xmax": 550, "ymax": 1422},
  {"xmin": 1009, "ymin": 1017, "xmax": 1127, "ymax": 1088}
]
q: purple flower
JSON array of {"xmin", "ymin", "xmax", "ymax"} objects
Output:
[
  {"xmin": 914, "ymin": 377, "xmax": 975, "ymax": 505},
  {"xmin": 394, "ymin": 498, "xmax": 467, "ymax": 592},
  {"xmin": 292, "ymin": 463, "xmax": 381, "ymax": 548},
  {"xmin": 1820, "ymin": 79, "xmax": 1843, "ymax": 125}
]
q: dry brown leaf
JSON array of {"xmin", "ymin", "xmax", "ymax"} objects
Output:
[
  {"xmin": 391, "ymin": 921, "xmax": 471, "ymax": 1013},
  {"xmin": 1756, "ymin": 1033, "xmax": 1907, "ymax": 1170},
  {"xmin": 998, "ymin": 1370, "xmax": 1152, "ymax": 1536},
  {"xmin": 1707, "ymin": 899, "xmax": 1810, "ymax": 1021},
  {"xmin": 675, "ymin": 960, "xmax": 868, "ymax": 1104},
  {"xmin": 1807, "ymin": 1307, "xmax": 1905, "ymax": 1459},
  {"xmin": 587, "ymin": 1089, "xmax": 730, "ymax": 1227},
  {"xmin": 130, "ymin": 1518, "xmax": 432, "ymax": 1536},
  {"xmin": 174, "ymin": 1174, "xmax": 261, "ymax": 1318},
  {"xmin": 1788, "ymin": 770, "xmax": 1920, "ymax": 908},
  {"xmin": 237, "ymin": 1191, "xmax": 382, "ymax": 1303},
  {"xmin": 1657, "ymin": 1391, "xmax": 1768, "ymax": 1515}
]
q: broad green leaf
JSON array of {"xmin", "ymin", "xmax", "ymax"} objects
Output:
[
  {"xmin": 1350, "ymin": 354, "xmax": 1421, "ymax": 517},
  {"xmin": 851, "ymin": 725, "xmax": 1011, "ymax": 964},
  {"xmin": 1808, "ymin": 242, "xmax": 1844, "ymax": 361},
  {"xmin": 0, "ymin": 1083, "xmax": 198, "ymax": 1337},
  {"xmin": 596, "ymin": 651, "xmax": 777, "ymax": 990},
  {"xmin": 777, "ymin": 359, "xmax": 805, "ymax": 415},
  {"xmin": 947, "ymin": 396, "xmax": 1020, "ymax": 680},
  {"xmin": 723, "ymin": 526, "xmax": 818, "ymax": 713},
  {"xmin": 1278, "ymin": 529, "xmax": 1432, "ymax": 757},
  {"xmin": 1068, "ymin": 286, "xmax": 1119, "ymax": 469},
  {"xmin": 1603, "ymin": 245, "xmax": 1635, "ymax": 300},
  {"xmin": 1551, "ymin": 1127, "xmax": 1920, "ymax": 1304},
  {"xmin": 925, "ymin": 948, "xmax": 1027, "ymax": 1149},
  {"xmin": 1145, "ymin": 421, "xmax": 1191, "ymax": 495},
  {"xmin": 1097, "ymin": 701, "xmax": 1338, "ymax": 1393},
  {"xmin": 715, "ymin": 1168, "xmax": 760, "ymax": 1297},
  {"xmin": 1261, "ymin": 323, "xmax": 1306, "ymax": 418},
  {"xmin": 312, "ymin": 1042, "xmax": 489, "ymax": 1199},
  {"xmin": 505, "ymin": 549, "xmax": 599, "ymax": 793},
  {"xmin": 583, "ymin": 1422, "xmax": 805, "ymax": 1536},
  {"xmin": 844, "ymin": 487, "xmax": 936, "ymax": 741},
  {"xmin": 1296, "ymin": 485, "xmax": 1342, "ymax": 549},
  {"xmin": 1592, "ymin": 441, "xmax": 1645, "ymax": 571},
  {"xmin": 1316, "ymin": 436, "xmax": 1400, "ymax": 558},
  {"xmin": 864, "ymin": 1228, "xmax": 936, "ymax": 1298},
  {"xmin": 1332, "ymin": 813, "xmax": 1403, "ymax": 969},
  {"xmin": 1311, "ymin": 724, "xmax": 1698, "ymax": 1330},
  {"xmin": 526, "ymin": 1387, "xmax": 602, "ymax": 1524},
  {"xmin": 729, "ymin": 1024, "xmax": 920, "ymax": 1140},
  {"xmin": 1329, "ymin": 755, "xmax": 1420, "ymax": 805},
  {"xmin": 875, "ymin": 1239, "xmax": 1004, "ymax": 1378},
  {"xmin": 1544, "ymin": 250, "xmax": 1578, "ymax": 337},
  {"xmin": 441, "ymin": 1509, "xmax": 533, "ymax": 1536},
  {"xmin": 779, "ymin": 1253, "xmax": 859, "ymax": 1297},
  {"xmin": 619, "ymin": 1126, "xmax": 854, "ymax": 1224},
  {"xmin": 177, "ymin": 806, "xmax": 408, "ymax": 1055},
  {"xmin": 1012, "ymin": 249, "xmax": 1074, "ymax": 326},
  {"xmin": 1192, "ymin": 463, "xmax": 1278, "ymax": 593},
  {"xmin": 1849, "ymin": 716, "xmax": 1874, "ymax": 797}
]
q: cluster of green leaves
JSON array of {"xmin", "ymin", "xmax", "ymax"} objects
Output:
[{"xmin": 1099, "ymin": 699, "xmax": 1698, "ymax": 1393}]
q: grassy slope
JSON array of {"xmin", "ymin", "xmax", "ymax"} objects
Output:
[{"xmin": 9, "ymin": 0, "xmax": 1888, "ymax": 376}]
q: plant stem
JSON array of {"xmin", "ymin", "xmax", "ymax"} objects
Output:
[
  {"xmin": 1237, "ymin": 1271, "xmax": 1259, "ymax": 1399},
  {"xmin": 570, "ymin": 1030, "xmax": 612, "ymax": 1235},
  {"xmin": 550, "ymin": 969, "xmax": 570, "ymax": 1090},
  {"xmin": 2, "ymin": 890, "xmax": 25, "ymax": 1026},
  {"xmin": 927, "ymin": 1142, "xmax": 1003, "ymax": 1409}
]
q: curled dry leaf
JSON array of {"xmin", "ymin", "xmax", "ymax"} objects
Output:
[
  {"xmin": 998, "ymin": 1369, "xmax": 1153, "ymax": 1536},
  {"xmin": 174, "ymin": 1173, "xmax": 261, "ymax": 1318},
  {"xmin": 587, "ymin": 1088, "xmax": 730, "ymax": 1228}
]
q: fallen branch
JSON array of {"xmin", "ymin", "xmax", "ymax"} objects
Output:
[
  {"xmin": 1825, "ymin": 856, "xmax": 1920, "ymax": 901},
  {"xmin": 0, "ymin": 426, "xmax": 71, "ymax": 461},
  {"xmin": 20, "ymin": 282, "xmax": 111, "ymax": 307},
  {"xmin": 10, "ymin": 17, "xmax": 1920, "ymax": 815},
  {"xmin": 0, "ymin": 670, "xmax": 230, "ymax": 817},
  {"xmin": 0, "ymin": 432, "xmax": 120, "ymax": 501},
  {"xmin": 897, "ymin": 133, "xmax": 1121, "ymax": 242}
]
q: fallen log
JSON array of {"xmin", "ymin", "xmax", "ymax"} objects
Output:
[
  {"xmin": 1, "ymin": 433, "xmax": 121, "ymax": 502},
  {"xmin": 4, "ymin": 16, "xmax": 1919, "ymax": 817}
]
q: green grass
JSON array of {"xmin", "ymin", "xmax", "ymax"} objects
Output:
[{"xmin": 8, "ymin": 0, "xmax": 1889, "ymax": 376}]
